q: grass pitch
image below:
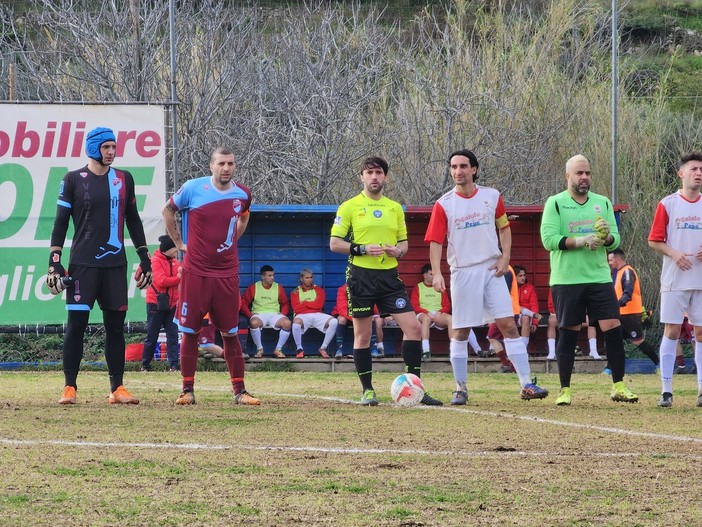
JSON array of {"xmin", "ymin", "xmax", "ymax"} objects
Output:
[{"xmin": 1, "ymin": 370, "xmax": 701, "ymax": 527}]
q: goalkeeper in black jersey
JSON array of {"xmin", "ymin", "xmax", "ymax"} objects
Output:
[{"xmin": 47, "ymin": 127, "xmax": 153, "ymax": 405}]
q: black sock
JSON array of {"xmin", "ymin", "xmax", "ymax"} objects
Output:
[
  {"xmin": 604, "ymin": 326, "xmax": 626, "ymax": 383},
  {"xmin": 637, "ymin": 340, "xmax": 659, "ymax": 366},
  {"xmin": 556, "ymin": 328, "xmax": 578, "ymax": 388},
  {"xmin": 353, "ymin": 347, "xmax": 374, "ymax": 391},
  {"xmin": 104, "ymin": 309, "xmax": 127, "ymax": 393},
  {"xmin": 63, "ymin": 311, "xmax": 89, "ymax": 389},
  {"xmin": 402, "ymin": 340, "xmax": 422, "ymax": 377}
]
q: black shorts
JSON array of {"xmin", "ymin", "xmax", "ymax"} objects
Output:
[
  {"xmin": 551, "ymin": 283, "xmax": 620, "ymax": 328},
  {"xmin": 346, "ymin": 265, "xmax": 413, "ymax": 319},
  {"xmin": 620, "ymin": 313, "xmax": 644, "ymax": 341},
  {"xmin": 65, "ymin": 265, "xmax": 128, "ymax": 311}
]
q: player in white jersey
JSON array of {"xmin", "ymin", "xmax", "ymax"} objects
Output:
[
  {"xmin": 648, "ymin": 152, "xmax": 702, "ymax": 408},
  {"xmin": 425, "ymin": 149, "xmax": 548, "ymax": 405}
]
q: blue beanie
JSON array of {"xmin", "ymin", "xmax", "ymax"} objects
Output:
[{"xmin": 85, "ymin": 127, "xmax": 116, "ymax": 162}]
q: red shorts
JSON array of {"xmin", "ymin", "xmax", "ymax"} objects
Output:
[{"xmin": 177, "ymin": 270, "xmax": 240, "ymax": 334}]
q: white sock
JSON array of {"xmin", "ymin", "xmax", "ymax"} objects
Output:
[
  {"xmin": 276, "ymin": 329, "xmax": 290, "ymax": 350},
  {"xmin": 696, "ymin": 341, "xmax": 702, "ymax": 395},
  {"xmin": 659, "ymin": 336, "xmax": 677, "ymax": 394},
  {"xmin": 292, "ymin": 323, "xmax": 303, "ymax": 349},
  {"xmin": 547, "ymin": 338, "xmax": 556, "ymax": 356},
  {"xmin": 468, "ymin": 330, "xmax": 480, "ymax": 353},
  {"xmin": 422, "ymin": 339, "xmax": 430, "ymax": 352},
  {"xmin": 376, "ymin": 343, "xmax": 384, "ymax": 352},
  {"xmin": 321, "ymin": 318, "xmax": 338, "ymax": 349},
  {"xmin": 589, "ymin": 338, "xmax": 598, "ymax": 355},
  {"xmin": 250, "ymin": 327, "xmax": 263, "ymax": 349},
  {"xmin": 503, "ymin": 337, "xmax": 532, "ymax": 387},
  {"xmin": 449, "ymin": 339, "xmax": 469, "ymax": 391}
]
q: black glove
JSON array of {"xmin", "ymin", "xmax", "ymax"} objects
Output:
[
  {"xmin": 46, "ymin": 250, "xmax": 68, "ymax": 295},
  {"xmin": 134, "ymin": 246, "xmax": 153, "ymax": 289}
]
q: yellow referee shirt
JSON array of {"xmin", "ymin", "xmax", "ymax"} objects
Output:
[{"xmin": 331, "ymin": 192, "xmax": 408, "ymax": 270}]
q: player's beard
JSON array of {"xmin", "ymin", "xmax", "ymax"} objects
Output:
[
  {"xmin": 366, "ymin": 181, "xmax": 384, "ymax": 195},
  {"xmin": 570, "ymin": 180, "xmax": 590, "ymax": 195},
  {"xmin": 215, "ymin": 174, "xmax": 232, "ymax": 187}
]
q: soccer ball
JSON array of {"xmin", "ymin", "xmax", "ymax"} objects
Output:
[{"xmin": 390, "ymin": 373, "xmax": 425, "ymax": 406}]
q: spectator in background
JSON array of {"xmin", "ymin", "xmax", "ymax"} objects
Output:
[
  {"xmin": 675, "ymin": 318, "xmax": 696, "ymax": 374},
  {"xmin": 290, "ymin": 268, "xmax": 337, "ymax": 358},
  {"xmin": 648, "ymin": 152, "xmax": 702, "ymax": 408},
  {"xmin": 606, "ymin": 249, "xmax": 659, "ymax": 370},
  {"xmin": 48, "ymin": 126, "xmax": 151, "ymax": 405},
  {"xmin": 426, "ymin": 149, "xmax": 547, "ymax": 405},
  {"xmin": 164, "ymin": 146, "xmax": 259, "ymax": 406},
  {"xmin": 241, "ymin": 265, "xmax": 292, "ymax": 358},
  {"xmin": 332, "ymin": 284, "xmax": 383, "ymax": 359},
  {"xmin": 198, "ymin": 314, "xmax": 224, "ymax": 360},
  {"xmin": 513, "ymin": 265, "xmax": 541, "ymax": 351},
  {"xmin": 142, "ymin": 234, "xmax": 181, "ymax": 372},
  {"xmin": 332, "ymin": 284, "xmax": 353, "ymax": 358},
  {"xmin": 541, "ymin": 153, "xmax": 637, "ymax": 406},
  {"xmin": 411, "ymin": 263, "xmax": 454, "ymax": 362}
]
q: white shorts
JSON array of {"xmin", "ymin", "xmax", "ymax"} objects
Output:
[
  {"xmin": 250, "ymin": 312, "xmax": 287, "ymax": 328},
  {"xmin": 450, "ymin": 264, "xmax": 513, "ymax": 329},
  {"xmin": 660, "ymin": 290, "xmax": 702, "ymax": 326},
  {"xmin": 295, "ymin": 312, "xmax": 333, "ymax": 333},
  {"xmin": 416, "ymin": 311, "xmax": 447, "ymax": 330}
]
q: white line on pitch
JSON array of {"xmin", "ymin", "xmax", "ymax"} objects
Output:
[
  {"xmin": 132, "ymin": 380, "xmax": 702, "ymax": 445},
  {"xmin": 1, "ymin": 437, "xmax": 702, "ymax": 460}
]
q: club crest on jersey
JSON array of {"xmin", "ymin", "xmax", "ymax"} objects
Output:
[
  {"xmin": 232, "ymin": 200, "xmax": 242, "ymax": 214},
  {"xmin": 112, "ymin": 178, "xmax": 120, "ymax": 186},
  {"xmin": 374, "ymin": 210, "xmax": 383, "ymax": 218},
  {"xmin": 593, "ymin": 205, "xmax": 602, "ymax": 215},
  {"xmin": 203, "ymin": 185, "xmax": 210, "ymax": 190},
  {"xmin": 395, "ymin": 298, "xmax": 407, "ymax": 309},
  {"xmin": 79, "ymin": 172, "xmax": 88, "ymax": 178}
]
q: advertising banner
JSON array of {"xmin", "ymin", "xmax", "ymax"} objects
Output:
[{"xmin": 0, "ymin": 104, "xmax": 166, "ymax": 324}]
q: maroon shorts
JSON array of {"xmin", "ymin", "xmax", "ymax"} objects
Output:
[
  {"xmin": 198, "ymin": 323, "xmax": 217, "ymax": 346},
  {"xmin": 486, "ymin": 315, "xmax": 519, "ymax": 341},
  {"xmin": 177, "ymin": 270, "xmax": 240, "ymax": 334},
  {"xmin": 681, "ymin": 318, "xmax": 694, "ymax": 343}
]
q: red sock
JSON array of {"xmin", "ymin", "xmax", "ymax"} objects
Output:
[
  {"xmin": 180, "ymin": 332, "xmax": 199, "ymax": 391},
  {"xmin": 496, "ymin": 349, "xmax": 515, "ymax": 372},
  {"xmin": 223, "ymin": 334, "xmax": 246, "ymax": 394}
]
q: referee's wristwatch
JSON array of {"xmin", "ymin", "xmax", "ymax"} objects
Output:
[{"xmin": 360, "ymin": 245, "xmax": 367, "ymax": 255}]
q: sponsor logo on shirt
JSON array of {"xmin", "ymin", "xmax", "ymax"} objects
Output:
[
  {"xmin": 454, "ymin": 212, "xmax": 490, "ymax": 229},
  {"xmin": 675, "ymin": 215, "xmax": 702, "ymax": 230}
]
